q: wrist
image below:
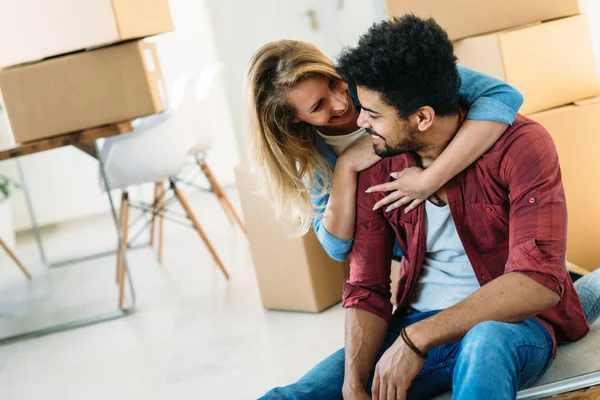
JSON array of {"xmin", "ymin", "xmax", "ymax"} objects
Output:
[
  {"xmin": 405, "ymin": 321, "xmax": 434, "ymax": 353},
  {"xmin": 421, "ymin": 167, "xmax": 445, "ymax": 191}
]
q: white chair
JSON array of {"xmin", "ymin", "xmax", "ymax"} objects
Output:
[
  {"xmin": 100, "ymin": 72, "xmax": 231, "ymax": 307},
  {"xmin": 175, "ymin": 64, "xmax": 246, "ymax": 235}
]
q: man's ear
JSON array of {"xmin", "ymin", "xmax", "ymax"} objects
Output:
[{"xmin": 414, "ymin": 106, "xmax": 435, "ymax": 132}]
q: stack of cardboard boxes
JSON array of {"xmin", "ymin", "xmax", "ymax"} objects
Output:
[
  {"xmin": 386, "ymin": 0, "xmax": 600, "ymax": 272},
  {"xmin": 0, "ymin": 0, "xmax": 174, "ymax": 147}
]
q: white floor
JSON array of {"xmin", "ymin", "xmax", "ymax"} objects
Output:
[{"xmin": 0, "ymin": 187, "xmax": 344, "ymax": 399}]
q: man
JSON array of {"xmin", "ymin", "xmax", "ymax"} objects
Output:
[{"xmin": 260, "ymin": 15, "xmax": 589, "ymax": 400}]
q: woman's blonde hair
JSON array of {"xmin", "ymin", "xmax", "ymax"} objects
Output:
[{"xmin": 246, "ymin": 40, "xmax": 342, "ymax": 234}]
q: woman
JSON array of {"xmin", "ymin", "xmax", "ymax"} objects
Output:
[{"xmin": 246, "ymin": 39, "xmax": 599, "ymax": 326}]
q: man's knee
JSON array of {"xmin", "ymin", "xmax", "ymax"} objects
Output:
[{"xmin": 459, "ymin": 321, "xmax": 516, "ymax": 364}]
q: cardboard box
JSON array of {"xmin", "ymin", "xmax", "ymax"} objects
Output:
[
  {"xmin": 384, "ymin": 0, "xmax": 582, "ymax": 41},
  {"xmin": 454, "ymin": 15, "xmax": 600, "ymax": 115},
  {"xmin": 0, "ymin": 41, "xmax": 167, "ymax": 143},
  {"xmin": 235, "ymin": 163, "xmax": 350, "ymax": 312},
  {"xmin": 0, "ymin": 0, "xmax": 173, "ymax": 69},
  {"xmin": 528, "ymin": 99, "xmax": 600, "ymax": 271}
]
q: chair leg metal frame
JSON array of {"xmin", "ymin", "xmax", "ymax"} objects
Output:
[
  {"xmin": 16, "ymin": 158, "xmax": 49, "ymax": 267},
  {"xmin": 117, "ymin": 177, "xmax": 230, "ymax": 279},
  {"xmin": 0, "ymin": 140, "xmax": 136, "ymax": 345},
  {"xmin": 175, "ymin": 155, "xmax": 246, "ymax": 235}
]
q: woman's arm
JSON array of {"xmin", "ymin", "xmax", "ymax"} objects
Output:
[
  {"xmin": 369, "ymin": 66, "xmax": 524, "ymax": 212},
  {"xmin": 311, "ymin": 167, "xmax": 355, "ymax": 261},
  {"xmin": 311, "ymin": 136, "xmax": 380, "ymax": 261}
]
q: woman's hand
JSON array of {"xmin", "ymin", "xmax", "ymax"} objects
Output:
[
  {"xmin": 337, "ymin": 135, "xmax": 381, "ymax": 173},
  {"xmin": 366, "ymin": 167, "xmax": 438, "ymax": 213}
]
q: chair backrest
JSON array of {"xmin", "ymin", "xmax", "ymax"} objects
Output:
[
  {"xmin": 100, "ymin": 65, "xmax": 226, "ymax": 191},
  {"xmin": 99, "ymin": 75, "xmax": 198, "ymax": 191}
]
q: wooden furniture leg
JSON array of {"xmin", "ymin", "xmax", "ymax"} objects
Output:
[
  {"xmin": 116, "ymin": 192, "xmax": 127, "ymax": 282},
  {"xmin": 0, "ymin": 237, "xmax": 31, "ymax": 280},
  {"xmin": 157, "ymin": 181, "xmax": 165, "ymax": 264},
  {"xmin": 197, "ymin": 158, "xmax": 247, "ymax": 235},
  {"xmin": 171, "ymin": 180, "xmax": 230, "ymax": 279},
  {"xmin": 149, "ymin": 183, "xmax": 160, "ymax": 248},
  {"xmin": 117, "ymin": 192, "xmax": 130, "ymax": 308}
]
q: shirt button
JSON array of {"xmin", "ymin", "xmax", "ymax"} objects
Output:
[
  {"xmin": 485, "ymin": 207, "xmax": 492, "ymax": 213},
  {"xmin": 529, "ymin": 197, "xmax": 536, "ymax": 204}
]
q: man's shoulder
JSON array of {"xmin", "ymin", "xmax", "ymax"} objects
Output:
[{"xmin": 494, "ymin": 114, "xmax": 556, "ymax": 154}]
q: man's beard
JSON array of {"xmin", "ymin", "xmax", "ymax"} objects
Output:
[{"xmin": 366, "ymin": 123, "xmax": 426, "ymax": 158}]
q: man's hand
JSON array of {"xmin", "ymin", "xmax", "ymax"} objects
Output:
[{"xmin": 371, "ymin": 334, "xmax": 425, "ymax": 400}]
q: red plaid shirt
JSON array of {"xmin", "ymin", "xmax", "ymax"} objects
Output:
[{"xmin": 343, "ymin": 112, "xmax": 589, "ymax": 353}]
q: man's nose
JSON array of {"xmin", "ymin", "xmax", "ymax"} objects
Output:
[{"xmin": 357, "ymin": 109, "xmax": 370, "ymax": 127}]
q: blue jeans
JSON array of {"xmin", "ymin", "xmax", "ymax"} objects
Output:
[
  {"xmin": 574, "ymin": 268, "xmax": 600, "ymax": 326},
  {"xmin": 260, "ymin": 310, "xmax": 554, "ymax": 400}
]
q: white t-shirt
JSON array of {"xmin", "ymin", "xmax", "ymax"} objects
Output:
[{"xmin": 316, "ymin": 127, "xmax": 368, "ymax": 156}]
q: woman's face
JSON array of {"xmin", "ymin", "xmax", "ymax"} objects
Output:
[{"xmin": 286, "ymin": 75, "xmax": 358, "ymax": 129}]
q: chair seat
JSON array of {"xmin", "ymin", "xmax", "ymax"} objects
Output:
[{"xmin": 431, "ymin": 320, "xmax": 600, "ymax": 399}]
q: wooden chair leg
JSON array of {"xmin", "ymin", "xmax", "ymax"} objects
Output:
[
  {"xmin": 217, "ymin": 197, "xmax": 236, "ymax": 226},
  {"xmin": 0, "ymin": 237, "xmax": 31, "ymax": 280},
  {"xmin": 116, "ymin": 192, "xmax": 127, "ymax": 282},
  {"xmin": 197, "ymin": 158, "xmax": 247, "ymax": 235},
  {"xmin": 149, "ymin": 183, "xmax": 160, "ymax": 248},
  {"xmin": 157, "ymin": 181, "xmax": 165, "ymax": 264},
  {"xmin": 171, "ymin": 180, "xmax": 230, "ymax": 280},
  {"xmin": 117, "ymin": 193, "xmax": 130, "ymax": 309}
]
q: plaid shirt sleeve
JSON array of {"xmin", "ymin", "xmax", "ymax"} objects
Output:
[
  {"xmin": 502, "ymin": 124, "xmax": 568, "ymax": 298},
  {"xmin": 342, "ymin": 164, "xmax": 396, "ymax": 323}
]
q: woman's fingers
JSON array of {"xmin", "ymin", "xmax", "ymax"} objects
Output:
[
  {"xmin": 372, "ymin": 191, "xmax": 404, "ymax": 211},
  {"xmin": 403, "ymin": 198, "xmax": 424, "ymax": 214},
  {"xmin": 383, "ymin": 196, "xmax": 413, "ymax": 212},
  {"xmin": 366, "ymin": 181, "xmax": 399, "ymax": 193},
  {"xmin": 366, "ymin": 170, "xmax": 406, "ymax": 193}
]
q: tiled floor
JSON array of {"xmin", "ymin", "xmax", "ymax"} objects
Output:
[{"xmin": 0, "ymin": 187, "xmax": 344, "ymax": 399}]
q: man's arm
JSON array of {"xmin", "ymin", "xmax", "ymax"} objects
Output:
[
  {"xmin": 407, "ymin": 272, "xmax": 559, "ymax": 352},
  {"xmin": 341, "ymin": 163, "xmax": 396, "ymax": 397},
  {"xmin": 342, "ymin": 309, "xmax": 388, "ymax": 398}
]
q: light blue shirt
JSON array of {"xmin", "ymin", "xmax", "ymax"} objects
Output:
[
  {"xmin": 311, "ymin": 65, "xmax": 524, "ymax": 262},
  {"xmin": 409, "ymin": 201, "xmax": 480, "ymax": 312}
]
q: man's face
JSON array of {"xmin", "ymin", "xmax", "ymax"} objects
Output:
[{"xmin": 356, "ymin": 86, "xmax": 429, "ymax": 158}]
